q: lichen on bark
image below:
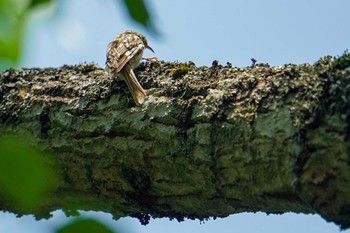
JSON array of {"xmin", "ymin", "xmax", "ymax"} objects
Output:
[{"xmin": 0, "ymin": 53, "xmax": 350, "ymax": 228}]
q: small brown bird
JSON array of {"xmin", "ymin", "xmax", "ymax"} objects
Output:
[{"xmin": 105, "ymin": 30, "xmax": 154, "ymax": 106}]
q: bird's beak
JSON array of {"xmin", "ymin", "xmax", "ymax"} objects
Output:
[{"xmin": 146, "ymin": 45, "xmax": 155, "ymax": 53}]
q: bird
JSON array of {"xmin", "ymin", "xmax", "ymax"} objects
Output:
[{"xmin": 105, "ymin": 30, "xmax": 154, "ymax": 106}]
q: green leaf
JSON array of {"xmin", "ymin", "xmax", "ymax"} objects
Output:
[
  {"xmin": 121, "ymin": 0, "xmax": 153, "ymax": 29},
  {"xmin": 0, "ymin": 22, "xmax": 23, "ymax": 69},
  {"xmin": 0, "ymin": 0, "xmax": 25, "ymax": 70},
  {"xmin": 0, "ymin": 135, "xmax": 56, "ymax": 211},
  {"xmin": 56, "ymin": 218, "xmax": 116, "ymax": 233},
  {"xmin": 0, "ymin": 0, "xmax": 53, "ymax": 70},
  {"xmin": 29, "ymin": 0, "xmax": 53, "ymax": 9}
]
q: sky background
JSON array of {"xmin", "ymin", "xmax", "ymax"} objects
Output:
[{"xmin": 1, "ymin": 0, "xmax": 350, "ymax": 232}]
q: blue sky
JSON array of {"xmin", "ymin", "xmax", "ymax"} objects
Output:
[
  {"xmin": 2, "ymin": 0, "xmax": 350, "ymax": 232},
  {"xmin": 21, "ymin": 0, "xmax": 350, "ymax": 68}
]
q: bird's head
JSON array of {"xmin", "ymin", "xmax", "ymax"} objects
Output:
[{"xmin": 125, "ymin": 30, "xmax": 155, "ymax": 53}]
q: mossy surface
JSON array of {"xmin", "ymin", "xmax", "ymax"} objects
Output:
[{"xmin": 0, "ymin": 52, "xmax": 350, "ymax": 228}]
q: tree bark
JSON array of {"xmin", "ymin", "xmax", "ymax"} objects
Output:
[{"xmin": 0, "ymin": 54, "xmax": 349, "ymax": 228}]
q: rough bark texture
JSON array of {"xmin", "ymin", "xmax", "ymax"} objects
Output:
[{"xmin": 0, "ymin": 54, "xmax": 350, "ymax": 228}]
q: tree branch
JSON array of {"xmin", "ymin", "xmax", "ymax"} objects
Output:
[{"xmin": 1, "ymin": 54, "xmax": 350, "ymax": 228}]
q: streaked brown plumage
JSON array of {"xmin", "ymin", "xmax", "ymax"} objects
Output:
[{"xmin": 105, "ymin": 30, "xmax": 154, "ymax": 106}]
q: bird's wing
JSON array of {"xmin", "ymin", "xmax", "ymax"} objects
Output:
[{"xmin": 105, "ymin": 35, "xmax": 145, "ymax": 73}]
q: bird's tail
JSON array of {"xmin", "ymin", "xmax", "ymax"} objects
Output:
[{"xmin": 121, "ymin": 64, "xmax": 146, "ymax": 106}]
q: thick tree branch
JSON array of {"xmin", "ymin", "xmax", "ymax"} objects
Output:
[{"xmin": 0, "ymin": 54, "xmax": 350, "ymax": 228}]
